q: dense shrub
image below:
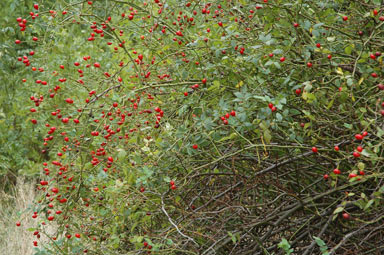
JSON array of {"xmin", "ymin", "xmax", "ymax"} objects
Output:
[{"xmin": 8, "ymin": 0, "xmax": 384, "ymax": 254}]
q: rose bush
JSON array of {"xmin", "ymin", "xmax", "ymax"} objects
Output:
[{"xmin": 8, "ymin": 0, "xmax": 384, "ymax": 254}]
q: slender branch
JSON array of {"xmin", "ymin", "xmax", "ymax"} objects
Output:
[{"xmin": 161, "ymin": 193, "xmax": 200, "ymax": 247}]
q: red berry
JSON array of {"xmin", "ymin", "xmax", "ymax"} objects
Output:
[
  {"xmin": 323, "ymin": 174, "xmax": 329, "ymax": 180},
  {"xmin": 334, "ymin": 145, "xmax": 339, "ymax": 151},
  {"xmin": 230, "ymin": 110, "xmax": 236, "ymax": 116},
  {"xmin": 16, "ymin": 221, "xmax": 21, "ymax": 227},
  {"xmin": 342, "ymin": 16, "xmax": 348, "ymax": 21},
  {"xmin": 342, "ymin": 213, "xmax": 350, "ymax": 219},
  {"xmin": 307, "ymin": 62, "xmax": 312, "ymax": 68},
  {"xmin": 355, "ymin": 134, "xmax": 363, "ymax": 140},
  {"xmin": 280, "ymin": 57, "xmax": 285, "ymax": 62},
  {"xmin": 192, "ymin": 144, "xmax": 198, "ymax": 149},
  {"xmin": 65, "ymin": 98, "xmax": 74, "ymax": 104},
  {"xmin": 353, "ymin": 152, "xmax": 360, "ymax": 158},
  {"xmin": 356, "ymin": 146, "xmax": 363, "ymax": 152},
  {"xmin": 312, "ymin": 147, "xmax": 318, "ymax": 153},
  {"xmin": 75, "ymin": 233, "xmax": 81, "ymax": 238},
  {"xmin": 333, "ymin": 168, "xmax": 341, "ymax": 175}
]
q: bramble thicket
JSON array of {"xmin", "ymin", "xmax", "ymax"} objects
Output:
[{"xmin": 1, "ymin": 0, "xmax": 384, "ymax": 254}]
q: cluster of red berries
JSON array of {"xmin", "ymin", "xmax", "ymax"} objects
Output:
[
  {"xmin": 170, "ymin": 180, "xmax": 176, "ymax": 190},
  {"xmin": 323, "ymin": 168, "xmax": 365, "ymax": 181},
  {"xmin": 143, "ymin": 241, "xmax": 152, "ymax": 250},
  {"xmin": 323, "ymin": 131, "xmax": 368, "ymax": 179},
  {"xmin": 184, "ymin": 84, "xmax": 200, "ymax": 96},
  {"xmin": 219, "ymin": 110, "xmax": 236, "ymax": 125},
  {"xmin": 268, "ymin": 103, "xmax": 277, "ymax": 112}
]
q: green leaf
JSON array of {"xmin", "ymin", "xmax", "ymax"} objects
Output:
[
  {"xmin": 218, "ymin": 133, "xmax": 237, "ymax": 142},
  {"xmin": 264, "ymin": 129, "xmax": 272, "ymax": 144},
  {"xmin": 274, "ymin": 62, "xmax": 281, "ymax": 69},
  {"xmin": 363, "ymin": 199, "xmax": 374, "ymax": 211},
  {"xmin": 333, "ymin": 207, "xmax": 344, "ymax": 214},
  {"xmin": 166, "ymin": 239, "xmax": 173, "ymax": 245},
  {"xmin": 117, "ymin": 149, "xmax": 127, "ymax": 161},
  {"xmin": 376, "ymin": 127, "xmax": 384, "ymax": 137},
  {"xmin": 313, "ymin": 236, "xmax": 326, "ymax": 247},
  {"xmin": 345, "ymin": 45, "xmax": 353, "ymax": 55},
  {"xmin": 208, "ymin": 80, "xmax": 220, "ymax": 91},
  {"xmin": 302, "ymin": 110, "xmax": 315, "ymax": 120}
]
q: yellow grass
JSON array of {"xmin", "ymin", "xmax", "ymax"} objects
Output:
[{"xmin": 0, "ymin": 178, "xmax": 41, "ymax": 255}]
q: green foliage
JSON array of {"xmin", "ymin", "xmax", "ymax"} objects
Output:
[
  {"xmin": 278, "ymin": 238, "xmax": 294, "ymax": 255},
  {"xmin": 314, "ymin": 236, "xmax": 330, "ymax": 255},
  {"xmin": 2, "ymin": 0, "xmax": 384, "ymax": 254},
  {"xmin": 0, "ymin": 0, "xmax": 50, "ymax": 188}
]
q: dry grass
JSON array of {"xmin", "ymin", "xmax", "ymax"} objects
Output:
[{"xmin": 0, "ymin": 178, "xmax": 40, "ymax": 255}]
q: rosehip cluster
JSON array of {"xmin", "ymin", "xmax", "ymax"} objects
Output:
[{"xmin": 220, "ymin": 110, "xmax": 236, "ymax": 125}]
